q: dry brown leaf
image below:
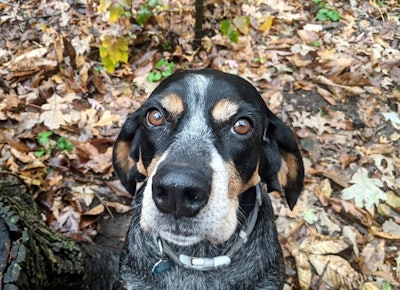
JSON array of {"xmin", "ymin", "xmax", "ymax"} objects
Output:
[
  {"xmin": 84, "ymin": 204, "xmax": 105, "ymax": 216},
  {"xmin": 360, "ymin": 239, "xmax": 385, "ymax": 274},
  {"xmin": 363, "ymin": 144, "xmax": 395, "ymax": 155},
  {"xmin": 330, "ymin": 72, "xmax": 371, "ymax": 87},
  {"xmin": 309, "ymin": 254, "xmax": 362, "ymax": 289},
  {"xmin": 319, "ymin": 170, "xmax": 350, "ymax": 188},
  {"xmin": 55, "ymin": 205, "xmax": 81, "ymax": 233},
  {"xmin": 342, "ymin": 226, "xmax": 359, "ymax": 257},
  {"xmin": 71, "ymin": 185, "xmax": 95, "ymax": 206},
  {"xmin": 106, "ymin": 179, "xmax": 132, "ymax": 198},
  {"xmin": 93, "ymin": 110, "xmax": 119, "ymax": 127},
  {"xmin": 299, "ymin": 235, "xmax": 349, "ymax": 255},
  {"xmin": 296, "ymin": 252, "xmax": 313, "ymax": 290},
  {"xmin": 286, "ymin": 238, "xmax": 312, "ymax": 289},
  {"xmin": 319, "ymin": 178, "xmax": 332, "ymax": 197},
  {"xmin": 297, "ymin": 29, "xmax": 319, "ymax": 44},
  {"xmin": 316, "ymin": 85, "xmax": 336, "ymax": 105},
  {"xmin": 339, "ymin": 153, "xmax": 357, "ymax": 169},
  {"xmin": 361, "ymin": 282, "xmax": 381, "ymax": 290},
  {"xmin": 313, "ymin": 75, "xmax": 365, "ymax": 97},
  {"xmin": 102, "ymin": 200, "xmax": 131, "ymax": 213}
]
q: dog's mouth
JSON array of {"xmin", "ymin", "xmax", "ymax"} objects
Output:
[{"xmin": 159, "ymin": 230, "xmax": 203, "ymax": 246}]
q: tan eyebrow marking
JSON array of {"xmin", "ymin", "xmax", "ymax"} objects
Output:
[
  {"xmin": 211, "ymin": 99, "xmax": 239, "ymax": 123},
  {"xmin": 160, "ymin": 94, "xmax": 184, "ymax": 119}
]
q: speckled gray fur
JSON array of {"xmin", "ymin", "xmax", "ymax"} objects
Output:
[{"xmin": 113, "ymin": 185, "xmax": 285, "ymax": 290}]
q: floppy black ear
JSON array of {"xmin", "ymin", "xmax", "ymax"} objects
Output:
[
  {"xmin": 259, "ymin": 109, "xmax": 304, "ymax": 210},
  {"xmin": 112, "ymin": 112, "xmax": 144, "ymax": 195}
]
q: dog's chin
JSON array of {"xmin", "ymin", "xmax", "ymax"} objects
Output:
[{"xmin": 160, "ymin": 230, "xmax": 203, "ymax": 246}]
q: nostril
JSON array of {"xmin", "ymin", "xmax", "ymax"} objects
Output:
[
  {"xmin": 184, "ymin": 189, "xmax": 207, "ymax": 204},
  {"xmin": 185, "ymin": 190, "xmax": 199, "ymax": 202}
]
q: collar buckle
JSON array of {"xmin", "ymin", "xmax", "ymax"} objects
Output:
[{"xmin": 178, "ymin": 254, "xmax": 231, "ymax": 271}]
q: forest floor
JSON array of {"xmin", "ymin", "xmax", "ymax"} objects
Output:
[{"xmin": 1, "ymin": 0, "xmax": 400, "ymax": 289}]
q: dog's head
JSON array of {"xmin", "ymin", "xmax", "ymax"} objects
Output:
[{"xmin": 113, "ymin": 69, "xmax": 303, "ymax": 246}]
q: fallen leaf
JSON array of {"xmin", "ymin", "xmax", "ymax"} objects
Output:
[
  {"xmin": 342, "ymin": 168, "xmax": 386, "ymax": 211},
  {"xmin": 382, "ymin": 112, "xmax": 400, "ymax": 130},
  {"xmin": 299, "ymin": 235, "xmax": 349, "ymax": 255},
  {"xmin": 309, "ymin": 254, "xmax": 361, "ymax": 289},
  {"xmin": 102, "ymin": 200, "xmax": 131, "ymax": 213},
  {"xmin": 84, "ymin": 204, "xmax": 105, "ymax": 216},
  {"xmin": 360, "ymin": 239, "xmax": 385, "ymax": 274},
  {"xmin": 382, "ymin": 219, "xmax": 400, "ymax": 235}
]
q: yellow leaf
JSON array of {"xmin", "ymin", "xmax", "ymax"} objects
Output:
[
  {"xmin": 102, "ymin": 56, "xmax": 115, "ymax": 73},
  {"xmin": 115, "ymin": 37, "xmax": 128, "ymax": 51},
  {"xmin": 259, "ymin": 15, "xmax": 274, "ymax": 32},
  {"xmin": 109, "ymin": 47, "xmax": 122, "ymax": 64},
  {"xmin": 120, "ymin": 51, "xmax": 128, "ymax": 63},
  {"xmin": 102, "ymin": 35, "xmax": 113, "ymax": 49},
  {"xmin": 109, "ymin": 3, "xmax": 125, "ymax": 23},
  {"xmin": 98, "ymin": 0, "xmax": 111, "ymax": 13}
]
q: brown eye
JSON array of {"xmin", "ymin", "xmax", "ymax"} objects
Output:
[
  {"xmin": 147, "ymin": 109, "xmax": 165, "ymax": 126},
  {"xmin": 232, "ymin": 118, "xmax": 252, "ymax": 135}
]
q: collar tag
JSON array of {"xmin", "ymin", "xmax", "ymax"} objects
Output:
[{"xmin": 152, "ymin": 258, "xmax": 173, "ymax": 274}]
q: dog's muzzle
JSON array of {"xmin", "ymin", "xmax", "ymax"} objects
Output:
[
  {"xmin": 152, "ymin": 165, "xmax": 212, "ymax": 218},
  {"xmin": 152, "ymin": 184, "xmax": 263, "ymax": 273}
]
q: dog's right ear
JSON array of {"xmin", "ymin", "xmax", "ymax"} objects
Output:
[
  {"xmin": 113, "ymin": 112, "xmax": 144, "ymax": 195},
  {"xmin": 259, "ymin": 109, "xmax": 304, "ymax": 210}
]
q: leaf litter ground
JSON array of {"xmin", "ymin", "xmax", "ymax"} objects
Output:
[{"xmin": 0, "ymin": 0, "xmax": 400, "ymax": 289}]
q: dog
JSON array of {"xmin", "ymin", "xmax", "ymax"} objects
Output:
[{"xmin": 112, "ymin": 69, "xmax": 304, "ymax": 290}]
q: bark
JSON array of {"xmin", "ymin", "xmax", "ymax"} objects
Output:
[
  {"xmin": 194, "ymin": 0, "xmax": 204, "ymax": 47},
  {"xmin": 0, "ymin": 173, "xmax": 119, "ymax": 290}
]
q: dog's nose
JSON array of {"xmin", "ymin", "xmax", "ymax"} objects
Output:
[{"xmin": 152, "ymin": 167, "xmax": 210, "ymax": 218}]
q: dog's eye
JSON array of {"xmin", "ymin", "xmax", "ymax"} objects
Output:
[
  {"xmin": 232, "ymin": 118, "xmax": 252, "ymax": 135},
  {"xmin": 147, "ymin": 109, "xmax": 165, "ymax": 126}
]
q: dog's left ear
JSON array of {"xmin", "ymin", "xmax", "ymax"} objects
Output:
[
  {"xmin": 259, "ymin": 109, "xmax": 304, "ymax": 210},
  {"xmin": 112, "ymin": 112, "xmax": 144, "ymax": 195}
]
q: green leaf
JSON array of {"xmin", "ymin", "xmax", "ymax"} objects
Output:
[
  {"xmin": 316, "ymin": 9, "xmax": 329, "ymax": 21},
  {"xmin": 161, "ymin": 70, "xmax": 172, "ymax": 77},
  {"xmin": 155, "ymin": 59, "xmax": 166, "ymax": 68},
  {"xmin": 312, "ymin": 40, "xmax": 321, "ymax": 47},
  {"xmin": 220, "ymin": 20, "xmax": 231, "ymax": 36},
  {"xmin": 342, "ymin": 168, "xmax": 386, "ymax": 210},
  {"xmin": 147, "ymin": 0, "xmax": 159, "ymax": 8},
  {"xmin": 57, "ymin": 137, "xmax": 74, "ymax": 152},
  {"xmin": 38, "ymin": 131, "xmax": 53, "ymax": 145},
  {"xmin": 136, "ymin": 4, "xmax": 151, "ymax": 26},
  {"xmin": 312, "ymin": 0, "xmax": 322, "ymax": 4},
  {"xmin": 303, "ymin": 209, "xmax": 318, "ymax": 224},
  {"xmin": 220, "ymin": 20, "xmax": 239, "ymax": 43},
  {"xmin": 35, "ymin": 148, "xmax": 45, "ymax": 157},
  {"xmin": 382, "ymin": 281, "xmax": 392, "ymax": 290},
  {"xmin": 327, "ymin": 10, "xmax": 341, "ymax": 21},
  {"xmin": 147, "ymin": 71, "xmax": 162, "ymax": 82}
]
